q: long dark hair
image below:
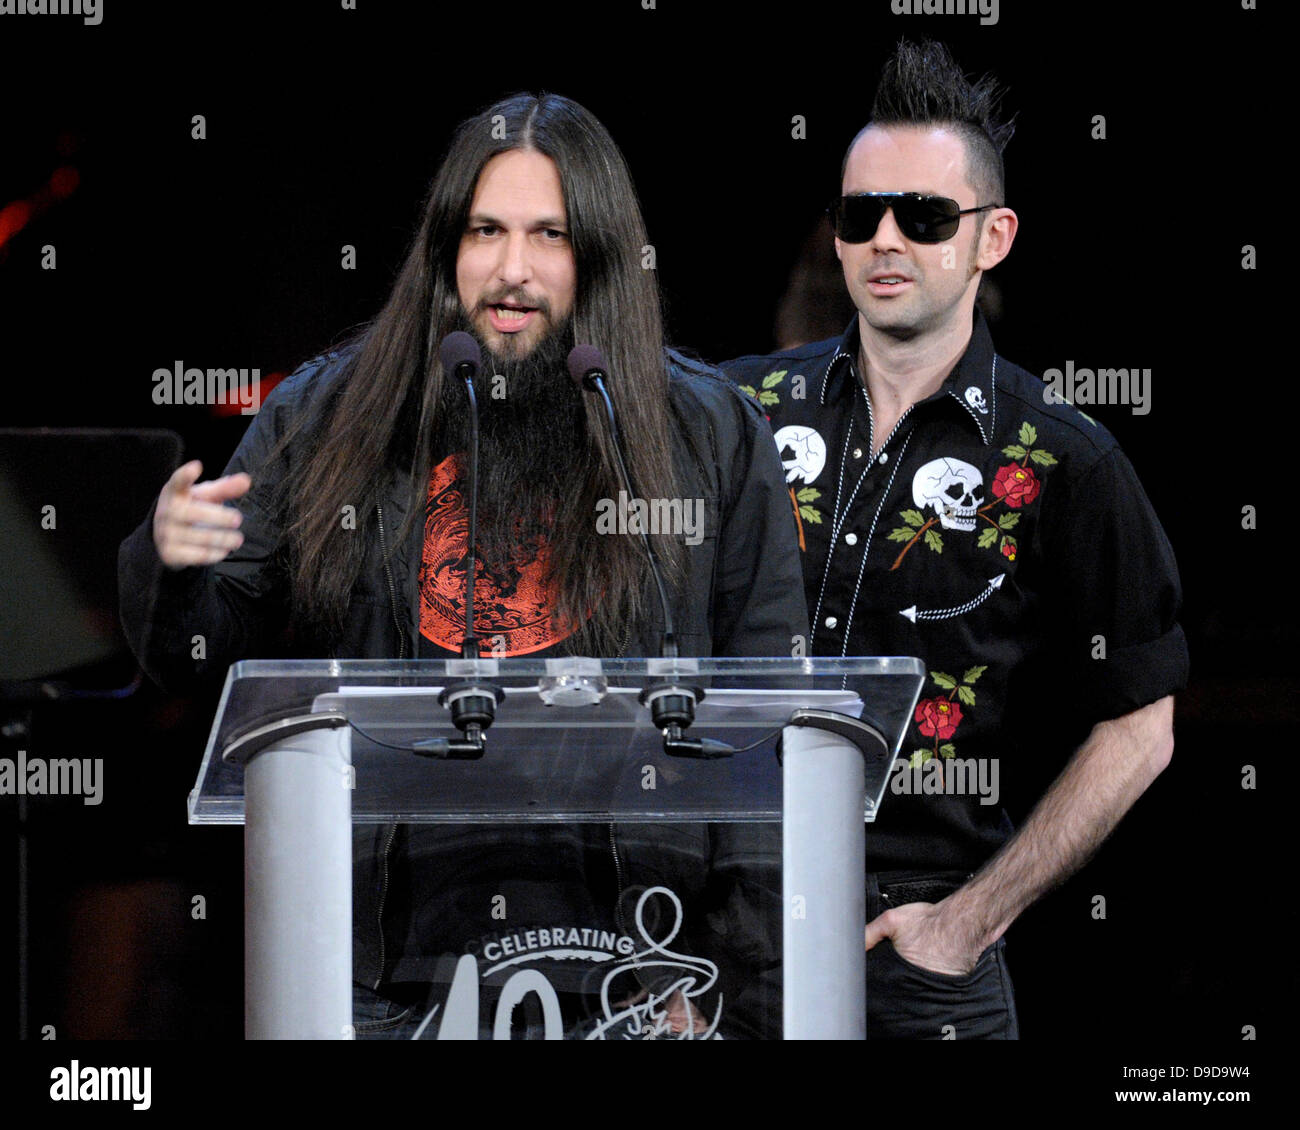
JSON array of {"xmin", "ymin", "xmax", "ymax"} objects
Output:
[{"xmin": 274, "ymin": 93, "xmax": 685, "ymax": 654}]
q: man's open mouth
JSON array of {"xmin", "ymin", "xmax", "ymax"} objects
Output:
[{"xmin": 487, "ymin": 303, "xmax": 539, "ymax": 331}]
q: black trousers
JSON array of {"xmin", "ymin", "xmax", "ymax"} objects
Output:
[{"xmin": 865, "ymin": 871, "xmax": 1020, "ymax": 1040}]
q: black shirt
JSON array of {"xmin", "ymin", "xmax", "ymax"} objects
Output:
[{"xmin": 723, "ymin": 310, "xmax": 1189, "ymax": 871}]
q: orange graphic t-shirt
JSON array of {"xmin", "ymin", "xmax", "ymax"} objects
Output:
[{"xmin": 418, "ymin": 454, "xmax": 581, "ymax": 657}]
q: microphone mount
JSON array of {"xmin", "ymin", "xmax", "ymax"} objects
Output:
[
  {"xmin": 411, "ymin": 678, "xmax": 506, "ymax": 759},
  {"xmin": 638, "ymin": 680, "xmax": 734, "ymax": 759}
]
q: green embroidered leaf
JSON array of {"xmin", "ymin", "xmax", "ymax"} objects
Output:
[
  {"xmin": 997, "ymin": 512, "xmax": 1020, "ymax": 530},
  {"xmin": 956, "ymin": 685, "xmax": 976, "ymax": 707},
  {"xmin": 799, "ymin": 506, "xmax": 822, "ymax": 524},
  {"xmin": 762, "ymin": 371, "xmax": 787, "ymax": 389},
  {"xmin": 1019, "ymin": 422, "xmax": 1038, "ymax": 447},
  {"xmin": 939, "ymin": 743, "xmax": 957, "ymax": 759},
  {"xmin": 758, "ymin": 391, "xmax": 779, "ymax": 406},
  {"xmin": 1001, "ymin": 444, "xmax": 1027, "ymax": 459},
  {"xmin": 977, "ymin": 526, "xmax": 999, "ymax": 549},
  {"xmin": 1029, "ymin": 449, "xmax": 1058, "ymax": 467},
  {"xmin": 924, "ymin": 527, "xmax": 944, "ymax": 554},
  {"xmin": 1001, "ymin": 534, "xmax": 1017, "ymax": 549},
  {"xmin": 738, "ymin": 385, "xmax": 757, "ymax": 398},
  {"xmin": 909, "ymin": 750, "xmax": 931, "ymax": 768},
  {"xmin": 887, "ymin": 526, "xmax": 916, "ymax": 542},
  {"xmin": 796, "ymin": 487, "xmax": 820, "ymax": 503},
  {"xmin": 930, "ymin": 671, "xmax": 957, "ymax": 690},
  {"xmin": 962, "ymin": 665, "xmax": 988, "ymax": 684},
  {"xmin": 900, "ymin": 508, "xmax": 926, "ymax": 528}
]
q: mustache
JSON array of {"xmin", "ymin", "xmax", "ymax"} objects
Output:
[{"xmin": 472, "ymin": 286, "xmax": 554, "ymax": 318}]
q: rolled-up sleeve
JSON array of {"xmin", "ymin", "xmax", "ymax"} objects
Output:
[{"xmin": 1038, "ymin": 445, "xmax": 1189, "ymax": 723}]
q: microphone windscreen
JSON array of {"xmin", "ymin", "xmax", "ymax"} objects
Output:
[
  {"xmin": 566, "ymin": 344, "xmax": 608, "ymax": 389},
  {"xmin": 439, "ymin": 331, "xmax": 482, "ymax": 379}
]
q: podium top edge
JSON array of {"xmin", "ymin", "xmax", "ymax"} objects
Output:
[{"xmin": 223, "ymin": 657, "xmax": 927, "ymax": 681}]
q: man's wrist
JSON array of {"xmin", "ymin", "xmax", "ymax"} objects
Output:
[{"xmin": 938, "ymin": 880, "xmax": 1015, "ymax": 955}]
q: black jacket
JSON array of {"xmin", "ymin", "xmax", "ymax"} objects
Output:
[{"xmin": 118, "ymin": 343, "xmax": 808, "ymax": 992}]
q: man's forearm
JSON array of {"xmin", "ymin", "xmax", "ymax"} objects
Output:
[{"xmin": 942, "ymin": 695, "xmax": 1176, "ymax": 954}]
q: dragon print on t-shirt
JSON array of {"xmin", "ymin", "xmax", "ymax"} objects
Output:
[{"xmin": 418, "ymin": 454, "xmax": 580, "ymax": 656}]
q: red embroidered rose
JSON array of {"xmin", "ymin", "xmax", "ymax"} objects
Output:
[
  {"xmin": 914, "ymin": 697, "xmax": 962, "ymax": 739},
  {"xmin": 991, "ymin": 463, "xmax": 1040, "ymax": 508},
  {"xmin": 1001, "ymin": 541, "xmax": 1017, "ymax": 561}
]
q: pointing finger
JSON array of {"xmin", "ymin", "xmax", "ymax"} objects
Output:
[{"xmin": 190, "ymin": 472, "xmax": 253, "ymax": 503}]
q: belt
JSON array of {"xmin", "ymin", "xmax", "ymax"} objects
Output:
[{"xmin": 877, "ymin": 872, "xmax": 970, "ymax": 908}]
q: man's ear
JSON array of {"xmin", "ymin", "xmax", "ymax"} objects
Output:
[
  {"xmin": 833, "ymin": 235, "xmax": 844, "ymax": 263},
  {"xmin": 977, "ymin": 207, "xmax": 1018, "ymax": 271}
]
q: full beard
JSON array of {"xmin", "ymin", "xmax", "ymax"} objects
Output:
[{"xmin": 432, "ymin": 311, "xmax": 596, "ymax": 575}]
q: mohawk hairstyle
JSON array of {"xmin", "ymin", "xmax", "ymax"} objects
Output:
[{"xmin": 846, "ymin": 38, "xmax": 1016, "ymax": 206}]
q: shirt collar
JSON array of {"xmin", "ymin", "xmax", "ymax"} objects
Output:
[{"xmin": 818, "ymin": 307, "xmax": 1000, "ymax": 445}]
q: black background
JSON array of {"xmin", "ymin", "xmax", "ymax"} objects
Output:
[{"xmin": 0, "ymin": 0, "xmax": 1284, "ymax": 1081}]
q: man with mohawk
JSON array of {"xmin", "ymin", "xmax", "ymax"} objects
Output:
[{"xmin": 725, "ymin": 41, "xmax": 1187, "ymax": 1038}]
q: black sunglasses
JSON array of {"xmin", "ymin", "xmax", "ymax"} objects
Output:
[{"xmin": 828, "ymin": 193, "xmax": 999, "ymax": 244}]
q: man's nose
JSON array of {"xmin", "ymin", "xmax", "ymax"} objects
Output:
[
  {"xmin": 496, "ymin": 232, "xmax": 532, "ymax": 286},
  {"xmin": 870, "ymin": 204, "xmax": 909, "ymax": 252}
]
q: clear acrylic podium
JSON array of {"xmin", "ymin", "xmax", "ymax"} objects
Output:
[{"xmin": 189, "ymin": 656, "xmax": 924, "ymax": 1040}]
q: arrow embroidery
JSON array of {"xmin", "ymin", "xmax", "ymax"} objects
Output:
[{"xmin": 901, "ymin": 574, "xmax": 1005, "ymax": 623}]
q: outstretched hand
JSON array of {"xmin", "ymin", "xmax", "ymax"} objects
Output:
[{"xmin": 153, "ymin": 459, "xmax": 252, "ymax": 569}]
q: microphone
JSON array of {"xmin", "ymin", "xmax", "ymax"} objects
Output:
[
  {"xmin": 566, "ymin": 344, "xmax": 607, "ymax": 391},
  {"xmin": 430, "ymin": 331, "xmax": 502, "ymax": 759},
  {"xmin": 569, "ymin": 345, "xmax": 730, "ymax": 761},
  {"xmin": 439, "ymin": 329, "xmax": 482, "ymax": 384}
]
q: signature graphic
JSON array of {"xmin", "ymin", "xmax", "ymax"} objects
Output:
[{"xmin": 585, "ymin": 887, "xmax": 723, "ymax": 1040}]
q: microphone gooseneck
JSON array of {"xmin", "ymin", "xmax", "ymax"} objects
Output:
[
  {"xmin": 426, "ymin": 331, "xmax": 503, "ymax": 759},
  {"xmin": 566, "ymin": 345, "xmax": 677, "ymax": 659},
  {"xmin": 438, "ymin": 331, "xmax": 484, "ymax": 659},
  {"xmin": 567, "ymin": 344, "xmax": 732, "ymax": 760}
]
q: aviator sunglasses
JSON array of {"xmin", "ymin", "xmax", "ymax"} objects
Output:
[{"xmin": 828, "ymin": 193, "xmax": 999, "ymax": 244}]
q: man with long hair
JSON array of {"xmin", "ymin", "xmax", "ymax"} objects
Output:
[
  {"xmin": 119, "ymin": 93, "xmax": 806, "ymax": 1038},
  {"xmin": 724, "ymin": 41, "xmax": 1188, "ymax": 1038}
]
